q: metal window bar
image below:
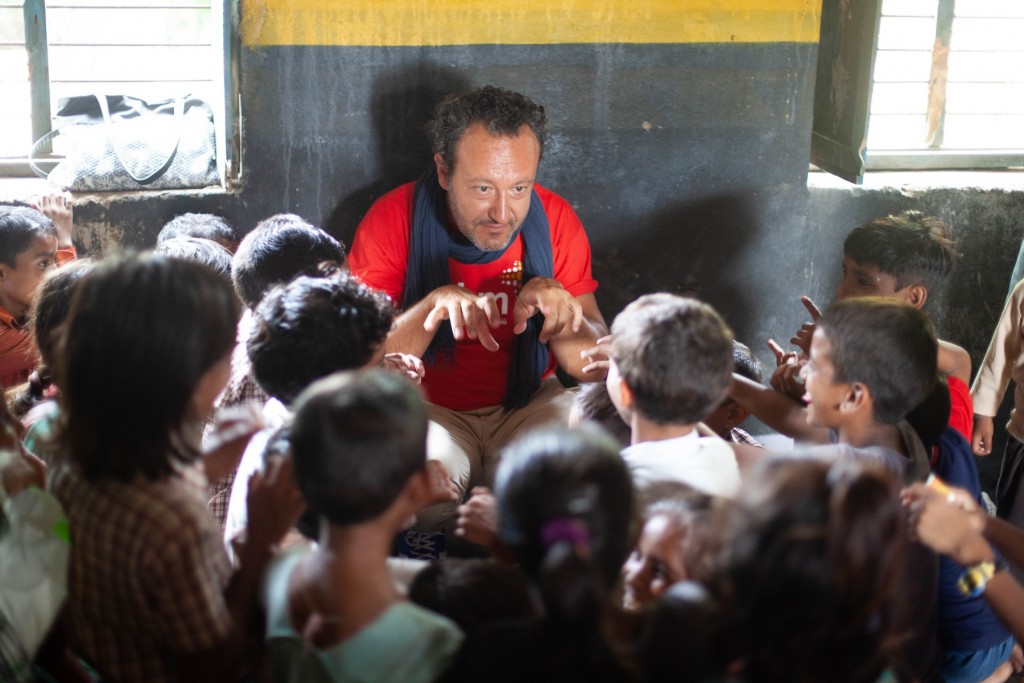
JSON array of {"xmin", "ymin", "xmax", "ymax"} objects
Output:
[
  {"xmin": 925, "ymin": 0, "xmax": 955, "ymax": 147},
  {"xmin": 24, "ymin": 0, "xmax": 52, "ymax": 154}
]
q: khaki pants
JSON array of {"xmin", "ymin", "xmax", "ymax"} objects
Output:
[{"xmin": 416, "ymin": 378, "xmax": 575, "ymax": 531}]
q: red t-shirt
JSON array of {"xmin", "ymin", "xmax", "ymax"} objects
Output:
[
  {"xmin": 349, "ymin": 182, "xmax": 597, "ymax": 410},
  {"xmin": 947, "ymin": 375, "xmax": 973, "ymax": 443}
]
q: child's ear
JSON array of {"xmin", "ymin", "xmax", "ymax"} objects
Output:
[
  {"xmin": 904, "ymin": 284, "xmax": 928, "ymax": 310},
  {"xmin": 840, "ymin": 382, "xmax": 871, "ymax": 414},
  {"xmin": 434, "ymin": 153, "xmax": 451, "ymax": 190},
  {"xmin": 725, "ymin": 402, "xmax": 751, "ymax": 429}
]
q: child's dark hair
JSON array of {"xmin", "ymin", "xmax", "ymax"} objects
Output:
[
  {"xmin": 817, "ymin": 297, "xmax": 937, "ymax": 425},
  {"xmin": 231, "ymin": 214, "xmax": 346, "ymax": 309},
  {"xmin": 290, "ymin": 369, "xmax": 427, "ymax": 525},
  {"xmin": 408, "ymin": 559, "xmax": 539, "ymax": 632},
  {"xmin": 709, "ymin": 458, "xmax": 909, "ymax": 683},
  {"xmin": 9, "ymin": 259, "xmax": 94, "ymax": 418},
  {"xmin": 0, "ymin": 206, "xmax": 57, "ymax": 268},
  {"xmin": 157, "ymin": 212, "xmax": 238, "ymax": 246},
  {"xmin": 154, "ymin": 237, "xmax": 233, "ymax": 285},
  {"xmin": 732, "ymin": 340, "xmax": 763, "ymax": 383},
  {"xmin": 642, "ymin": 492, "xmax": 716, "ymax": 584},
  {"xmin": 844, "ymin": 210, "xmax": 956, "ymax": 293},
  {"xmin": 905, "ymin": 374, "xmax": 950, "ymax": 452},
  {"xmin": 496, "ymin": 426, "xmax": 632, "ymax": 620},
  {"xmin": 247, "ymin": 270, "xmax": 394, "ymax": 405},
  {"xmin": 56, "ymin": 254, "xmax": 239, "ymax": 481},
  {"xmin": 611, "ymin": 293, "xmax": 733, "ymax": 425},
  {"xmin": 494, "ymin": 426, "xmax": 635, "ymax": 678},
  {"xmin": 570, "ymin": 382, "xmax": 631, "ymax": 448}
]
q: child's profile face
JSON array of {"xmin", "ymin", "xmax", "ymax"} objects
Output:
[
  {"xmin": 605, "ymin": 358, "xmax": 632, "ymax": 424},
  {"xmin": 800, "ymin": 328, "xmax": 847, "ymax": 428},
  {"xmin": 836, "ymin": 255, "xmax": 911, "ymax": 302},
  {"xmin": 0, "ymin": 234, "xmax": 57, "ymax": 318},
  {"xmin": 622, "ymin": 512, "xmax": 689, "ymax": 610}
]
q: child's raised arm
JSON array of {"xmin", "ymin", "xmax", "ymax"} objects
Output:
[{"xmin": 729, "ymin": 373, "xmax": 830, "ymax": 445}]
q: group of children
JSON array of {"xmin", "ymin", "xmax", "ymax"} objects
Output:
[{"xmin": 2, "ymin": 193, "xmax": 1024, "ymax": 683}]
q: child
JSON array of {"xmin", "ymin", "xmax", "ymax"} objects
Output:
[
  {"xmin": 157, "ymin": 212, "xmax": 240, "ymax": 253},
  {"xmin": 444, "ymin": 426, "xmax": 637, "ymax": 682},
  {"xmin": 605, "ymin": 293, "xmax": 739, "ymax": 500},
  {"xmin": 702, "ymin": 340, "xmax": 764, "ymax": 447},
  {"xmin": 0, "ymin": 203, "xmax": 76, "ymax": 389},
  {"xmin": 621, "ymin": 489, "xmax": 714, "ymax": 611},
  {"xmin": 710, "ymin": 458, "xmax": 911, "ymax": 683},
  {"xmin": 208, "ymin": 215, "xmax": 346, "ymax": 525},
  {"xmin": 49, "ymin": 254, "xmax": 302, "ymax": 683},
  {"xmin": 154, "ymin": 236, "xmax": 233, "ymax": 285},
  {"xmin": 222, "ymin": 268, "xmax": 401, "ymax": 547},
  {"xmin": 772, "ymin": 210, "xmax": 973, "ymax": 440},
  {"xmin": 9, "ymin": 259, "xmax": 93, "ymax": 431},
  {"xmin": 260, "ymin": 369, "xmax": 463, "ymax": 683},
  {"xmin": 732, "ymin": 298, "xmax": 1009, "ymax": 682}
]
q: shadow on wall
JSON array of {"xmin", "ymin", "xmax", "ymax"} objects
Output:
[
  {"xmin": 591, "ymin": 192, "xmax": 761, "ymax": 343},
  {"xmin": 326, "ymin": 64, "xmax": 472, "ymax": 248}
]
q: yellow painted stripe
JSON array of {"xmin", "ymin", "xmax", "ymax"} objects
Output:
[{"xmin": 242, "ymin": 0, "xmax": 821, "ymax": 47}]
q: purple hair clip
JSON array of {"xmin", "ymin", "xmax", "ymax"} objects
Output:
[{"xmin": 540, "ymin": 516, "xmax": 590, "ymax": 552}]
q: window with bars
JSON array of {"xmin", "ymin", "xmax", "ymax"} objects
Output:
[
  {"xmin": 0, "ymin": 0, "xmax": 237, "ymax": 181},
  {"xmin": 813, "ymin": 0, "xmax": 1024, "ymax": 182}
]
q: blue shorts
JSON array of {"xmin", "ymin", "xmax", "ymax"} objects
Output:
[{"xmin": 941, "ymin": 636, "xmax": 1015, "ymax": 683}]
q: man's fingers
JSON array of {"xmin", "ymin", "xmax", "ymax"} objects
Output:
[
  {"xmin": 423, "ymin": 305, "xmax": 449, "ymax": 333},
  {"xmin": 801, "ymin": 295, "xmax": 822, "ymax": 322},
  {"xmin": 513, "ymin": 301, "xmax": 536, "ymax": 335},
  {"xmin": 475, "ymin": 318, "xmax": 500, "ymax": 352},
  {"xmin": 569, "ymin": 299, "xmax": 583, "ymax": 333},
  {"xmin": 476, "ymin": 296, "xmax": 500, "ymax": 328}
]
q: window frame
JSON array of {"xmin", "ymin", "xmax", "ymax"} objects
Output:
[
  {"xmin": 1, "ymin": 0, "xmax": 241, "ymax": 188},
  {"xmin": 812, "ymin": 0, "xmax": 1024, "ymax": 183}
]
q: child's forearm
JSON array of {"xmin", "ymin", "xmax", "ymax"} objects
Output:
[
  {"xmin": 984, "ymin": 515, "xmax": 1024, "ymax": 570},
  {"xmin": 729, "ymin": 374, "xmax": 829, "ymax": 444}
]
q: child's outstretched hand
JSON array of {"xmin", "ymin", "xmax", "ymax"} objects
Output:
[
  {"xmin": 245, "ymin": 455, "xmax": 305, "ymax": 551},
  {"xmin": 203, "ymin": 403, "xmax": 264, "ymax": 483},
  {"xmin": 456, "ymin": 487, "xmax": 499, "ymax": 551},
  {"xmin": 31, "ymin": 192, "xmax": 74, "ymax": 249},
  {"xmin": 382, "ymin": 352, "xmax": 426, "ymax": 385},
  {"xmin": 788, "ymin": 295, "xmax": 821, "ymax": 357},
  {"xmin": 424, "ymin": 459, "xmax": 460, "ymax": 507},
  {"xmin": 580, "ymin": 334, "xmax": 614, "ymax": 375}
]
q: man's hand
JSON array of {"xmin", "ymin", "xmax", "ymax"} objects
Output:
[
  {"xmin": 974, "ymin": 415, "xmax": 996, "ymax": 456},
  {"xmin": 580, "ymin": 334, "xmax": 614, "ymax": 375},
  {"xmin": 513, "ymin": 276, "xmax": 582, "ymax": 344},
  {"xmin": 31, "ymin": 192, "xmax": 74, "ymax": 249},
  {"xmin": 788, "ymin": 295, "xmax": 822, "ymax": 357},
  {"xmin": 424, "ymin": 285, "xmax": 500, "ymax": 351},
  {"xmin": 382, "ymin": 352, "xmax": 426, "ymax": 384}
]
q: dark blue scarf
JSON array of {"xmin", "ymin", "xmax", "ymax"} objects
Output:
[{"xmin": 403, "ymin": 167, "xmax": 553, "ymax": 409}]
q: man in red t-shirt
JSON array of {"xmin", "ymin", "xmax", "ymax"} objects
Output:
[{"xmin": 349, "ymin": 86, "xmax": 608, "ymax": 534}]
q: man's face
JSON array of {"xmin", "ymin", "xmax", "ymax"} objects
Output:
[
  {"xmin": 435, "ymin": 122, "xmax": 540, "ymax": 252},
  {"xmin": 799, "ymin": 328, "xmax": 847, "ymax": 428},
  {"xmin": 836, "ymin": 255, "xmax": 913, "ymax": 302},
  {"xmin": 0, "ymin": 234, "xmax": 57, "ymax": 319},
  {"xmin": 622, "ymin": 513, "xmax": 689, "ymax": 610}
]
